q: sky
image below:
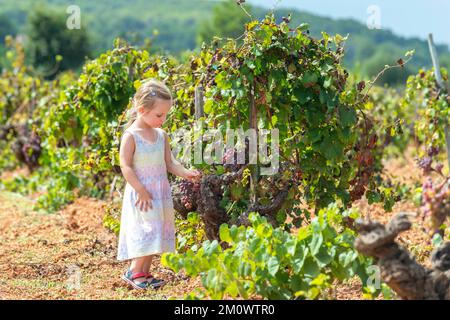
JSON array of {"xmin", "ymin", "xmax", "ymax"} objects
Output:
[{"xmin": 247, "ymin": 0, "xmax": 450, "ymax": 48}]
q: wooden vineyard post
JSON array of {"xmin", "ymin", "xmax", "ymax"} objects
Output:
[
  {"xmin": 194, "ymin": 85, "xmax": 204, "ymax": 170},
  {"xmin": 427, "ymin": 34, "xmax": 450, "ymax": 170},
  {"xmin": 195, "ymin": 85, "xmax": 204, "ymax": 120},
  {"xmin": 25, "ymin": 79, "xmax": 37, "ymax": 137},
  {"xmin": 249, "ymin": 79, "xmax": 258, "ymax": 204}
]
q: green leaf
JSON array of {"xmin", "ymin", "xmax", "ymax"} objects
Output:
[
  {"xmin": 204, "ymin": 99, "xmax": 213, "ymax": 114},
  {"xmin": 275, "ymin": 269, "xmax": 290, "ymax": 284},
  {"xmin": 310, "ymin": 273, "xmax": 329, "ymax": 286},
  {"xmin": 344, "ymin": 251, "xmax": 358, "ymax": 267},
  {"xmin": 275, "ymin": 242, "xmax": 287, "ymax": 259},
  {"xmin": 306, "ymin": 128, "xmax": 323, "ymax": 144},
  {"xmin": 238, "ymin": 261, "xmax": 251, "ymax": 277},
  {"xmin": 205, "ymin": 269, "xmax": 219, "ymax": 292},
  {"xmin": 293, "ymin": 86, "xmax": 310, "ymax": 104},
  {"xmin": 286, "ymin": 238, "xmax": 297, "ymax": 256},
  {"xmin": 319, "ymin": 136, "xmax": 343, "ymax": 161},
  {"xmin": 309, "ymin": 232, "xmax": 323, "ymax": 255},
  {"xmin": 381, "ymin": 283, "xmax": 394, "ymax": 300},
  {"xmin": 314, "ymin": 247, "xmax": 333, "ymax": 268},
  {"xmin": 290, "ymin": 274, "xmax": 307, "ymax": 292},
  {"xmin": 302, "ymin": 72, "xmax": 318, "ymax": 86},
  {"xmin": 219, "ymin": 224, "xmax": 232, "ymax": 243},
  {"xmin": 267, "ymin": 256, "xmax": 280, "ymax": 276},
  {"xmin": 111, "ymin": 62, "xmax": 122, "ymax": 73},
  {"xmin": 303, "ymin": 257, "xmax": 320, "ymax": 279},
  {"xmin": 366, "ymin": 190, "xmax": 382, "ymax": 204},
  {"xmin": 297, "ymin": 227, "xmax": 311, "ymax": 241},
  {"xmin": 330, "ymin": 262, "xmax": 351, "ymax": 281},
  {"xmin": 292, "ymin": 245, "xmax": 308, "ymax": 273},
  {"xmin": 226, "ymin": 281, "xmax": 239, "ymax": 297},
  {"xmin": 339, "ymin": 107, "xmax": 357, "ymax": 127},
  {"xmin": 432, "ymin": 233, "xmax": 444, "ymax": 248},
  {"xmin": 229, "ymin": 225, "xmax": 240, "ymax": 241},
  {"xmin": 204, "ymin": 240, "xmax": 219, "ymax": 255},
  {"xmin": 249, "ymin": 237, "xmax": 262, "ymax": 252}
]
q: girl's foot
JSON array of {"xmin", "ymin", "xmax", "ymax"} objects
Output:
[
  {"xmin": 144, "ymin": 272, "xmax": 166, "ymax": 289},
  {"xmin": 121, "ymin": 270, "xmax": 151, "ymax": 290}
]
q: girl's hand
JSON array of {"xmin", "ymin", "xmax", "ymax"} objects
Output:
[
  {"xmin": 135, "ymin": 187, "xmax": 153, "ymax": 212},
  {"xmin": 185, "ymin": 169, "xmax": 201, "ymax": 182}
]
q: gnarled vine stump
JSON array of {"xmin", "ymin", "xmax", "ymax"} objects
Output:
[
  {"xmin": 172, "ymin": 164, "xmax": 295, "ymax": 241},
  {"xmin": 355, "ymin": 212, "xmax": 450, "ymax": 300}
]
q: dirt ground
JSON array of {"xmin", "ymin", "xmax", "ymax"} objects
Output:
[
  {"xmin": 0, "ymin": 146, "xmax": 441, "ymax": 300},
  {"xmin": 0, "ymin": 193, "xmax": 203, "ymax": 299}
]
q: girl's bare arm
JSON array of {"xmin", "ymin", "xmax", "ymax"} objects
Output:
[
  {"xmin": 162, "ymin": 130, "xmax": 193, "ymax": 179},
  {"xmin": 119, "ymin": 132, "xmax": 146, "ymax": 192}
]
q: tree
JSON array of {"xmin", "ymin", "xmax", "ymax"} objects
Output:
[
  {"xmin": 25, "ymin": 7, "xmax": 90, "ymax": 77},
  {"xmin": 197, "ymin": 0, "xmax": 252, "ymax": 45},
  {"xmin": 0, "ymin": 14, "xmax": 16, "ymax": 41},
  {"xmin": 0, "ymin": 14, "xmax": 17, "ymax": 67}
]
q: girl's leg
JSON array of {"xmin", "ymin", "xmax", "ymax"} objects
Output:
[
  {"xmin": 142, "ymin": 255, "xmax": 154, "ymax": 275},
  {"xmin": 129, "ymin": 256, "xmax": 147, "ymax": 284},
  {"xmin": 142, "ymin": 254, "xmax": 165, "ymax": 287}
]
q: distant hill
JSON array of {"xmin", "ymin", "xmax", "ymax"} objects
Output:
[
  {"xmin": 1, "ymin": 0, "xmax": 449, "ymax": 83},
  {"xmin": 272, "ymin": 7, "xmax": 450, "ymax": 80}
]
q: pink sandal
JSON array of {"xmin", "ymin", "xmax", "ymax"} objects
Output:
[
  {"xmin": 121, "ymin": 270, "xmax": 151, "ymax": 290},
  {"xmin": 144, "ymin": 272, "xmax": 166, "ymax": 289}
]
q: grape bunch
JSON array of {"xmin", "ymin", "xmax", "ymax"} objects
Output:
[
  {"xmin": 10, "ymin": 131, "xmax": 42, "ymax": 172},
  {"xmin": 222, "ymin": 148, "xmax": 241, "ymax": 172},
  {"xmin": 417, "ymin": 153, "xmax": 445, "ymax": 176},
  {"xmin": 421, "ymin": 177, "xmax": 450, "ymax": 235},
  {"xmin": 427, "ymin": 146, "xmax": 440, "ymax": 157},
  {"xmin": 23, "ymin": 132, "xmax": 41, "ymax": 169},
  {"xmin": 417, "ymin": 156, "xmax": 433, "ymax": 174},
  {"xmin": 179, "ymin": 179, "xmax": 200, "ymax": 210},
  {"xmin": 222, "ymin": 141, "xmax": 249, "ymax": 172}
]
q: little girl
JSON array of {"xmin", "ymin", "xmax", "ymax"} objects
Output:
[{"xmin": 117, "ymin": 79, "xmax": 200, "ymax": 290}]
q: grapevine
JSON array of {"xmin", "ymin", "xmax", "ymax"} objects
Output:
[{"xmin": 421, "ymin": 176, "xmax": 450, "ymax": 236}]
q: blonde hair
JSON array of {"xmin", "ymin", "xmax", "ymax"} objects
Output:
[{"xmin": 124, "ymin": 79, "xmax": 172, "ymax": 130}]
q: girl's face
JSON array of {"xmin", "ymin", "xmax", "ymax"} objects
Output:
[{"xmin": 138, "ymin": 99, "xmax": 172, "ymax": 128}]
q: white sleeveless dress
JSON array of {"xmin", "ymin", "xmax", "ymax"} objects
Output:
[{"xmin": 117, "ymin": 128, "xmax": 176, "ymax": 261}]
